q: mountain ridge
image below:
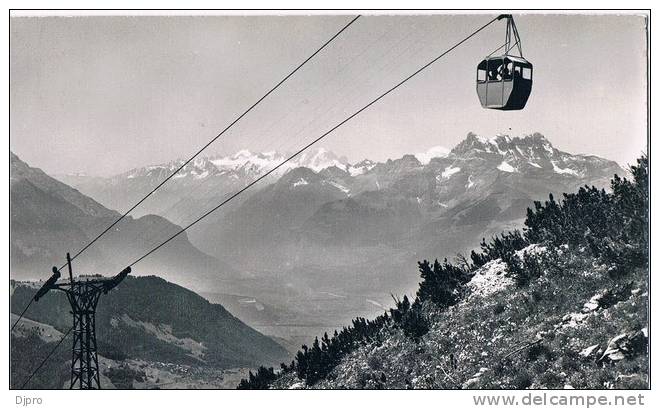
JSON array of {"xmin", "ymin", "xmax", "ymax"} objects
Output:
[
  {"xmin": 58, "ymin": 133, "xmax": 624, "ymax": 229},
  {"xmin": 9, "ymin": 152, "xmax": 231, "ymax": 292}
]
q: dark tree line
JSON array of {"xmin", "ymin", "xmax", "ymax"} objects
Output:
[
  {"xmin": 237, "ymin": 156, "xmax": 648, "ymax": 389},
  {"xmin": 237, "ymin": 366, "xmax": 277, "ymax": 389},
  {"xmin": 465, "ymin": 156, "xmax": 648, "ymax": 285},
  {"xmin": 416, "ymin": 258, "xmax": 472, "ymax": 306}
]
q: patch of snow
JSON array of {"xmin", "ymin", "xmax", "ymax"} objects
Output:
[
  {"xmin": 347, "ymin": 160, "xmax": 376, "ymax": 176},
  {"xmin": 415, "ymin": 146, "xmax": 450, "ymax": 164},
  {"xmin": 294, "ymin": 148, "xmax": 348, "ymax": 172},
  {"xmin": 327, "ymin": 180, "xmax": 350, "ymax": 195},
  {"xmin": 495, "ymin": 134, "xmax": 512, "ymax": 142},
  {"xmin": 494, "ymin": 144, "xmax": 508, "ymax": 156},
  {"xmin": 211, "ymin": 150, "xmax": 283, "ymax": 174},
  {"xmin": 542, "ymin": 141, "xmax": 555, "ymax": 155},
  {"xmin": 441, "ymin": 166, "xmax": 461, "ymax": 179},
  {"xmin": 475, "ymin": 134, "xmax": 490, "ymax": 144},
  {"xmin": 209, "ymin": 147, "xmax": 348, "ymax": 177},
  {"xmin": 528, "ymin": 161, "xmax": 542, "ymax": 168},
  {"xmin": 348, "ymin": 167, "xmax": 365, "ymax": 176},
  {"xmin": 497, "ymin": 161, "xmax": 518, "ymax": 173},
  {"xmin": 551, "ymin": 161, "xmax": 580, "ymax": 176},
  {"xmin": 292, "ymin": 178, "xmax": 308, "ymax": 187}
]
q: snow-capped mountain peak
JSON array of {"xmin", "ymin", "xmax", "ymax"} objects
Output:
[
  {"xmin": 120, "ymin": 147, "xmax": 350, "ymax": 182},
  {"xmin": 210, "ymin": 150, "xmax": 285, "ymax": 174},
  {"xmin": 348, "ymin": 159, "xmax": 376, "ymax": 176},
  {"xmin": 415, "ymin": 145, "xmax": 450, "ymax": 165},
  {"xmin": 448, "ymin": 132, "xmax": 619, "ymax": 179},
  {"xmin": 291, "ymin": 148, "xmax": 348, "ymax": 172},
  {"xmin": 452, "ymin": 132, "xmax": 556, "ymax": 162},
  {"xmin": 114, "ymin": 133, "xmax": 621, "ymax": 191},
  {"xmin": 63, "ymin": 133, "xmax": 625, "ymax": 232}
]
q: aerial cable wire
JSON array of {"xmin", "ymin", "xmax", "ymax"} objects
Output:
[
  {"xmin": 10, "ymin": 298, "xmax": 34, "ymax": 332},
  {"xmin": 57, "ymin": 15, "xmax": 361, "ymax": 270},
  {"xmin": 153, "ymin": 18, "xmax": 421, "ymax": 229},
  {"xmin": 127, "ymin": 15, "xmax": 500, "ymax": 269},
  {"xmin": 101, "ymin": 15, "xmax": 424, "ymax": 248}
]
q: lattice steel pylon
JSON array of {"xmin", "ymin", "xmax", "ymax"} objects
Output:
[{"xmin": 33, "ymin": 253, "xmax": 131, "ymax": 389}]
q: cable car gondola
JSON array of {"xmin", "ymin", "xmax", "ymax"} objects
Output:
[{"xmin": 476, "ymin": 14, "xmax": 532, "ymax": 110}]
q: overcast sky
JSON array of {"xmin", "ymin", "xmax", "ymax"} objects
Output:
[{"xmin": 10, "ymin": 13, "xmax": 647, "ymax": 176}]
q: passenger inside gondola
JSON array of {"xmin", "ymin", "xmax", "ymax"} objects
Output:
[
  {"xmin": 488, "ymin": 61, "xmax": 501, "ymax": 81},
  {"xmin": 502, "ymin": 62, "xmax": 513, "ymax": 80}
]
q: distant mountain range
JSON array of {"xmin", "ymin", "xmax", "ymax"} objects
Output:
[
  {"xmin": 58, "ymin": 148, "xmax": 354, "ymax": 226},
  {"xmin": 190, "ymin": 133, "xmax": 623, "ymax": 301},
  {"xmin": 10, "ymin": 152, "xmax": 231, "ymax": 291}
]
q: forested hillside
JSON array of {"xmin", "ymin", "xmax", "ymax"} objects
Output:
[{"xmin": 239, "ymin": 156, "xmax": 648, "ymax": 389}]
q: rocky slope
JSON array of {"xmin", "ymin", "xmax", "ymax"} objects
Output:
[{"xmin": 273, "ymin": 249, "xmax": 647, "ymax": 389}]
